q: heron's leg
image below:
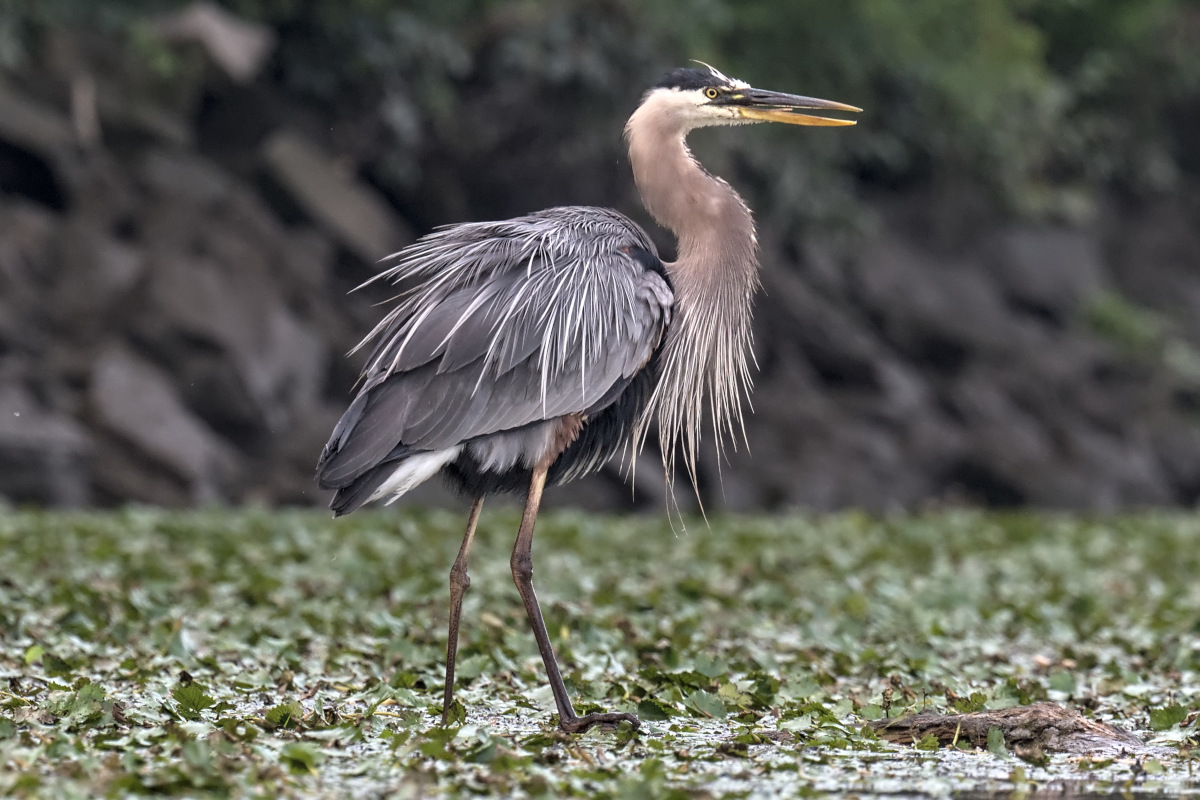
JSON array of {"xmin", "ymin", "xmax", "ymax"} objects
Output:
[
  {"xmin": 510, "ymin": 465, "xmax": 640, "ymax": 734},
  {"xmin": 442, "ymin": 495, "xmax": 485, "ymax": 725}
]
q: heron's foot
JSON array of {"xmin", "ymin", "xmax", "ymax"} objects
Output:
[{"xmin": 559, "ymin": 711, "xmax": 640, "ymax": 734}]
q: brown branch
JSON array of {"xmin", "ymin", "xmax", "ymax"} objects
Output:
[{"xmin": 871, "ymin": 702, "xmax": 1150, "ymax": 757}]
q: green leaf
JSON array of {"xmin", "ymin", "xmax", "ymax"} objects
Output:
[
  {"xmin": 952, "ymin": 692, "xmax": 988, "ymax": 713},
  {"xmin": 782, "ymin": 678, "xmax": 822, "ymax": 701},
  {"xmin": 987, "ymin": 726, "xmax": 1008, "ymax": 757},
  {"xmin": 465, "ymin": 736, "xmax": 497, "ymax": 764},
  {"xmin": 1048, "ymin": 670, "xmax": 1076, "ymax": 694},
  {"xmin": 419, "ymin": 736, "xmax": 456, "ymax": 761},
  {"xmin": 442, "ymin": 698, "xmax": 466, "ymax": 727},
  {"xmin": 0, "ymin": 717, "xmax": 17, "ymax": 739},
  {"xmin": 23, "ymin": 645, "xmax": 44, "ymax": 666},
  {"xmin": 1149, "ymin": 705, "xmax": 1188, "ymax": 731},
  {"xmin": 171, "ymin": 684, "xmax": 215, "ymax": 720},
  {"xmin": 717, "ymin": 682, "xmax": 753, "ymax": 708},
  {"xmin": 280, "ymin": 742, "xmax": 324, "ymax": 774},
  {"xmin": 389, "ymin": 670, "xmax": 420, "ymax": 689},
  {"xmin": 1083, "ymin": 291, "xmax": 1164, "ymax": 354},
  {"xmin": 614, "ymin": 718, "xmax": 638, "ymax": 746},
  {"xmin": 914, "ymin": 733, "xmax": 940, "ymax": 751},
  {"xmin": 686, "ymin": 690, "xmax": 727, "ymax": 719},
  {"xmin": 53, "ymin": 683, "xmax": 108, "ymax": 728},
  {"xmin": 637, "ymin": 697, "xmax": 676, "ymax": 721},
  {"xmin": 693, "ymin": 654, "xmax": 727, "ymax": 680},
  {"xmin": 164, "ymin": 625, "xmax": 190, "ymax": 659},
  {"xmin": 76, "ymin": 683, "xmax": 105, "ymax": 705},
  {"xmin": 42, "ymin": 654, "xmax": 73, "ymax": 678},
  {"xmin": 454, "ymin": 654, "xmax": 489, "ymax": 681},
  {"xmin": 750, "ymin": 673, "xmax": 780, "ymax": 706},
  {"xmin": 859, "ymin": 704, "xmax": 885, "ymax": 721},
  {"xmin": 181, "ymin": 739, "xmax": 211, "ymax": 771},
  {"xmin": 264, "ymin": 701, "xmax": 305, "ymax": 729},
  {"xmin": 640, "ymin": 757, "xmax": 666, "ymax": 781}
]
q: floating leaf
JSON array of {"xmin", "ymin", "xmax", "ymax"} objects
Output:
[
  {"xmin": 953, "ymin": 692, "xmax": 988, "ymax": 714},
  {"xmin": 987, "ymin": 726, "xmax": 1008, "ymax": 757},
  {"xmin": 914, "ymin": 734, "xmax": 940, "ymax": 751},
  {"xmin": 442, "ymin": 698, "xmax": 467, "ymax": 727},
  {"xmin": 1150, "ymin": 705, "xmax": 1188, "ymax": 731},
  {"xmin": 171, "ymin": 684, "xmax": 215, "ymax": 721},
  {"xmin": 687, "ymin": 690, "xmax": 727, "ymax": 720},
  {"xmin": 715, "ymin": 741, "xmax": 750, "ymax": 758},
  {"xmin": 419, "ymin": 736, "xmax": 457, "ymax": 761},
  {"xmin": 859, "ymin": 704, "xmax": 885, "ymax": 721},
  {"xmin": 280, "ymin": 742, "xmax": 323, "ymax": 774},
  {"xmin": 693, "ymin": 654, "xmax": 727, "ymax": 680},
  {"xmin": 264, "ymin": 701, "xmax": 305, "ymax": 729},
  {"xmin": 637, "ymin": 697, "xmax": 676, "ymax": 721},
  {"xmin": 42, "ymin": 654, "xmax": 73, "ymax": 678},
  {"xmin": 749, "ymin": 673, "xmax": 780, "ymax": 706},
  {"xmin": 389, "ymin": 670, "xmax": 420, "ymax": 689},
  {"xmin": 181, "ymin": 739, "xmax": 211, "ymax": 771},
  {"xmin": 455, "ymin": 654, "xmax": 490, "ymax": 681},
  {"xmin": 2, "ymin": 504, "xmax": 1200, "ymax": 794},
  {"xmin": 465, "ymin": 736, "xmax": 497, "ymax": 764},
  {"xmin": 164, "ymin": 625, "xmax": 190, "ymax": 659},
  {"xmin": 1048, "ymin": 671, "xmax": 1076, "ymax": 694}
]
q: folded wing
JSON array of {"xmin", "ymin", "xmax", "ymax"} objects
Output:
[{"xmin": 316, "ymin": 207, "xmax": 673, "ymax": 498}]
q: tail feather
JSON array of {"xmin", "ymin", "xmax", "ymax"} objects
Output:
[
  {"xmin": 327, "ymin": 446, "xmax": 463, "ymax": 516},
  {"xmin": 329, "ymin": 463, "xmax": 394, "ymax": 517}
]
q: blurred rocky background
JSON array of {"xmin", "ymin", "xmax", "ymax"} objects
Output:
[{"xmin": 2, "ymin": 0, "xmax": 1200, "ymax": 512}]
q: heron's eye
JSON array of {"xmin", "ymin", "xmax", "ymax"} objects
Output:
[{"xmin": 704, "ymin": 87, "xmax": 719, "ymax": 100}]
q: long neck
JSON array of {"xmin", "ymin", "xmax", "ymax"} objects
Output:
[
  {"xmin": 625, "ymin": 104, "xmax": 758, "ymax": 280},
  {"xmin": 624, "ymin": 100, "xmax": 760, "ymax": 491}
]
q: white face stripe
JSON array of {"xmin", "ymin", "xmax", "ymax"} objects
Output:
[
  {"xmin": 691, "ymin": 61, "xmax": 749, "ymax": 89},
  {"xmin": 636, "ymin": 85, "xmax": 750, "ymax": 129},
  {"xmin": 630, "ymin": 65, "xmax": 762, "ymax": 132}
]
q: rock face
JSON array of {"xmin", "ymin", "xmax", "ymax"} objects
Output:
[
  {"xmin": 0, "ymin": 384, "xmax": 90, "ymax": 507},
  {"xmin": 261, "ymin": 130, "xmax": 410, "ymax": 265},
  {"xmin": 725, "ymin": 219, "xmax": 1191, "ymax": 512},
  {"xmin": 0, "ymin": 59, "xmax": 353, "ymax": 508},
  {"xmin": 2, "ymin": 25, "xmax": 1200, "ymax": 512}
]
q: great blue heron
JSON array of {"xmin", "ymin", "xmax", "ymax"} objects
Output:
[{"xmin": 317, "ymin": 64, "xmax": 858, "ymax": 733}]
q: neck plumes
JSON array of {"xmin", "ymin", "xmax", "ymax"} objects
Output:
[{"xmin": 625, "ymin": 98, "xmax": 760, "ymax": 492}]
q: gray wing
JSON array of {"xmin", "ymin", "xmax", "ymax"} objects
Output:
[{"xmin": 317, "ymin": 207, "xmax": 674, "ymax": 488}]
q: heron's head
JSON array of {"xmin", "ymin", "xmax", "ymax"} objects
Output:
[{"xmin": 638, "ymin": 63, "xmax": 859, "ymax": 132}]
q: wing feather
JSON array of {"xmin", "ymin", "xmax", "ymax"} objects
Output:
[{"xmin": 317, "ymin": 207, "xmax": 673, "ymax": 489}]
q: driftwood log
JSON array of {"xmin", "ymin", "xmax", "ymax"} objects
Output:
[{"xmin": 870, "ymin": 702, "xmax": 1150, "ymax": 758}]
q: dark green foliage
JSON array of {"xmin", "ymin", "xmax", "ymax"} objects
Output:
[{"xmin": 4, "ymin": 0, "xmax": 1199, "ymax": 230}]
